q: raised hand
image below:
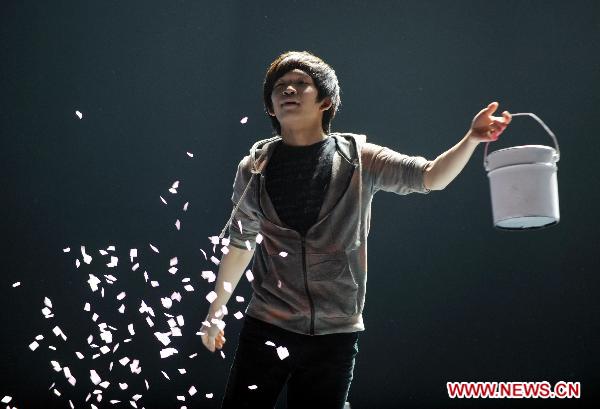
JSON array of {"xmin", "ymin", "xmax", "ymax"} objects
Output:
[{"xmin": 469, "ymin": 101, "xmax": 512, "ymax": 142}]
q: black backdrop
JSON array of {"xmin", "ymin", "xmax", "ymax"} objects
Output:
[{"xmin": 2, "ymin": 1, "xmax": 599, "ymax": 408}]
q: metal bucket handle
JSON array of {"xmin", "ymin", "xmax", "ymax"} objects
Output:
[{"xmin": 483, "ymin": 112, "xmax": 560, "ymax": 170}]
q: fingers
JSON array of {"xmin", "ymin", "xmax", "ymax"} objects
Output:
[
  {"xmin": 201, "ymin": 333, "xmax": 216, "ymax": 353},
  {"xmin": 215, "ymin": 331, "xmax": 226, "ymax": 350},
  {"xmin": 201, "ymin": 329, "xmax": 226, "ymax": 352},
  {"xmin": 486, "ymin": 101, "xmax": 499, "ymax": 115}
]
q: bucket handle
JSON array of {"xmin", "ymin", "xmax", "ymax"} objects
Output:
[{"xmin": 483, "ymin": 112, "xmax": 560, "ymax": 169}]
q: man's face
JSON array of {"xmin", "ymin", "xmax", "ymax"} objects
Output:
[{"xmin": 269, "ymin": 68, "xmax": 331, "ymax": 130}]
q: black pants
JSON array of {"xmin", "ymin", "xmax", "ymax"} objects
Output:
[{"xmin": 221, "ymin": 315, "xmax": 360, "ymax": 409}]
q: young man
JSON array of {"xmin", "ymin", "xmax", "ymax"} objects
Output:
[{"xmin": 201, "ymin": 51, "xmax": 512, "ymax": 409}]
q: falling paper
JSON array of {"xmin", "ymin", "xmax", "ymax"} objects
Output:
[
  {"xmin": 201, "ymin": 270, "xmax": 216, "ymax": 283},
  {"xmin": 223, "ymin": 281, "xmax": 232, "ymax": 293},
  {"xmin": 205, "ymin": 291, "xmax": 217, "ymax": 304},
  {"xmin": 276, "ymin": 346, "xmax": 290, "ymax": 360},
  {"xmin": 75, "ymin": 110, "xmax": 83, "ymax": 119}
]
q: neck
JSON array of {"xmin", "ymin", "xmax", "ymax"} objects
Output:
[{"xmin": 280, "ymin": 122, "xmax": 327, "ymax": 146}]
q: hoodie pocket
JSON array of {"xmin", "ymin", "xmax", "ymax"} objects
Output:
[{"xmin": 307, "ymin": 253, "xmax": 358, "ymax": 318}]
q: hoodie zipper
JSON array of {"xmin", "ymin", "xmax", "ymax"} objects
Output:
[{"xmin": 301, "ymin": 235, "xmax": 316, "ymax": 335}]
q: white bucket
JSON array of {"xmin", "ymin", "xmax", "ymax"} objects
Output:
[{"xmin": 484, "ymin": 113, "xmax": 560, "ymax": 230}]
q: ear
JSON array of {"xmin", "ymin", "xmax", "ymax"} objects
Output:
[{"xmin": 320, "ymin": 97, "xmax": 332, "ymax": 112}]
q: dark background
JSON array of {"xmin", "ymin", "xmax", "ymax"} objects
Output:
[{"xmin": 2, "ymin": 0, "xmax": 599, "ymax": 408}]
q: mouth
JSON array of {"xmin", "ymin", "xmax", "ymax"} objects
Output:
[{"xmin": 281, "ymin": 100, "xmax": 300, "ymax": 107}]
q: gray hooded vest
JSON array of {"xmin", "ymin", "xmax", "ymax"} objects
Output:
[{"xmin": 222, "ymin": 133, "xmax": 431, "ymax": 335}]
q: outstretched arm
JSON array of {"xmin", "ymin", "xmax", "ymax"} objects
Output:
[{"xmin": 423, "ymin": 102, "xmax": 512, "ymax": 190}]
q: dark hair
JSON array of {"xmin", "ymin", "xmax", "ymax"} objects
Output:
[{"xmin": 263, "ymin": 51, "xmax": 341, "ymax": 135}]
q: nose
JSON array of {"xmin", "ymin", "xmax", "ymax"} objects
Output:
[{"xmin": 283, "ymin": 86, "xmax": 296, "ymax": 95}]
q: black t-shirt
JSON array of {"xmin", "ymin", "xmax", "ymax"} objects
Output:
[{"xmin": 265, "ymin": 137, "xmax": 336, "ymax": 236}]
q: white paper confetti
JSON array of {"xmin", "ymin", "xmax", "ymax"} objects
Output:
[
  {"xmin": 279, "ymin": 251, "xmax": 288, "ymax": 257},
  {"xmin": 175, "ymin": 219, "xmax": 181, "ymax": 230},
  {"xmin": 256, "ymin": 233, "xmax": 263, "ymax": 244},
  {"xmin": 160, "ymin": 196, "xmax": 167, "ymax": 205},
  {"xmin": 223, "ymin": 281, "xmax": 232, "ymax": 293},
  {"xmin": 161, "ymin": 297, "xmax": 173, "ymax": 309},
  {"xmin": 245, "ymin": 270, "xmax": 254, "ymax": 282},
  {"xmin": 12, "ymin": 281, "xmax": 20, "ymax": 288},
  {"xmin": 149, "ymin": 243, "xmax": 159, "ymax": 253},
  {"xmin": 234, "ymin": 311, "xmax": 244, "ymax": 319},
  {"xmin": 248, "ymin": 385, "xmax": 258, "ymax": 390},
  {"xmin": 240, "ymin": 116, "xmax": 248, "ymax": 124},
  {"xmin": 183, "ymin": 201, "xmax": 189, "ymax": 211},
  {"xmin": 186, "ymin": 152, "xmax": 194, "ymax": 158},
  {"xmin": 206, "ymin": 393, "xmax": 213, "ymax": 399},
  {"xmin": 205, "ymin": 291, "xmax": 217, "ymax": 303},
  {"xmin": 236, "ymin": 296, "xmax": 245, "ymax": 302},
  {"xmin": 88, "ymin": 274, "xmax": 101, "ymax": 292},
  {"xmin": 160, "ymin": 348, "xmax": 178, "ymax": 358},
  {"xmin": 90, "ymin": 370, "xmax": 102, "ymax": 385},
  {"xmin": 106, "ymin": 256, "xmax": 119, "ymax": 268},
  {"xmin": 154, "ymin": 331, "xmax": 172, "ymax": 347},
  {"xmin": 276, "ymin": 346, "xmax": 290, "ymax": 360},
  {"xmin": 75, "ymin": 110, "xmax": 83, "ymax": 119},
  {"xmin": 201, "ymin": 270, "xmax": 216, "ymax": 283},
  {"xmin": 81, "ymin": 245, "xmax": 93, "ymax": 264},
  {"xmin": 188, "ymin": 386, "xmax": 197, "ymax": 396}
]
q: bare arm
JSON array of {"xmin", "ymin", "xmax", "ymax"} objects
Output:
[
  {"xmin": 424, "ymin": 102, "xmax": 512, "ymax": 190},
  {"xmin": 201, "ymin": 245, "xmax": 255, "ymax": 352}
]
